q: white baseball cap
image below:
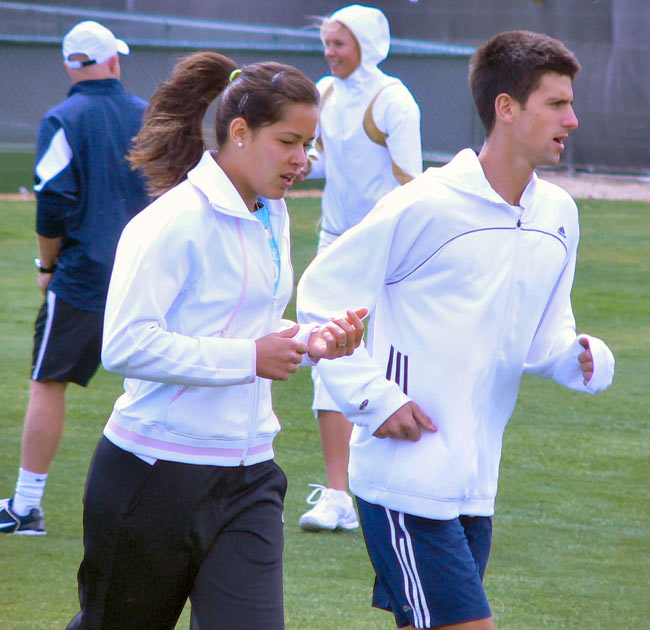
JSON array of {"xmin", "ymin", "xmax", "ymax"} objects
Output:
[{"xmin": 62, "ymin": 20, "xmax": 130, "ymax": 69}]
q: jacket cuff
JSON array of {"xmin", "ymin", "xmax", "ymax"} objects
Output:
[
  {"xmin": 346, "ymin": 385, "xmax": 411, "ymax": 435},
  {"xmin": 579, "ymin": 334, "xmax": 615, "ymax": 394},
  {"xmin": 297, "ymin": 322, "xmax": 321, "ymax": 367}
]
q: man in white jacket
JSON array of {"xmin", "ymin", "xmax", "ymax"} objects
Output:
[{"xmin": 297, "ymin": 30, "xmax": 615, "ymax": 630}]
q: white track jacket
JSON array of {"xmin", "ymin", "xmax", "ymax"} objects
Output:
[
  {"xmin": 101, "ymin": 152, "xmax": 314, "ymax": 466},
  {"xmin": 307, "ymin": 4, "xmax": 422, "ymax": 236},
  {"xmin": 297, "ymin": 149, "xmax": 615, "ymax": 519}
]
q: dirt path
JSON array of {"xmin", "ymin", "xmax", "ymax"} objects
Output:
[
  {"xmin": 3, "ymin": 172, "xmax": 649, "ymax": 203},
  {"xmin": 289, "ymin": 171, "xmax": 650, "ymax": 202},
  {"xmin": 538, "ymin": 171, "xmax": 650, "ymax": 202}
]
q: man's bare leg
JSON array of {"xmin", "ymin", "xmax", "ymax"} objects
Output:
[{"xmin": 21, "ymin": 380, "xmax": 67, "ymax": 474}]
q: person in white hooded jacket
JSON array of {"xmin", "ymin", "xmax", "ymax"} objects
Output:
[
  {"xmin": 299, "ymin": 3, "xmax": 423, "ymax": 533},
  {"xmin": 66, "ymin": 53, "xmax": 366, "ymax": 630},
  {"xmin": 297, "ymin": 31, "xmax": 615, "ymax": 630}
]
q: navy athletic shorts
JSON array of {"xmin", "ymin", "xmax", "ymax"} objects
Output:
[
  {"xmin": 356, "ymin": 496, "xmax": 493, "ymax": 628},
  {"xmin": 31, "ymin": 291, "xmax": 103, "ymax": 386}
]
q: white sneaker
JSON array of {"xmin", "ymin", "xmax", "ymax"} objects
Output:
[{"xmin": 298, "ymin": 484, "xmax": 359, "ymax": 531}]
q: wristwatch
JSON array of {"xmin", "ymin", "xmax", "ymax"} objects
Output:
[{"xmin": 34, "ymin": 258, "xmax": 57, "ymax": 273}]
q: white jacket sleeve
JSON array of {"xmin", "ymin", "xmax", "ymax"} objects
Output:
[
  {"xmin": 373, "ymin": 83, "xmax": 423, "ymax": 180},
  {"xmin": 102, "ymin": 214, "xmax": 257, "ymax": 387},
  {"xmin": 523, "ymin": 239, "xmax": 615, "ymax": 394},
  {"xmin": 297, "ymin": 195, "xmax": 424, "ymax": 435}
]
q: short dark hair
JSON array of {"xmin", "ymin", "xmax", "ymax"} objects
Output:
[{"xmin": 469, "ymin": 30, "xmax": 581, "ymax": 136}]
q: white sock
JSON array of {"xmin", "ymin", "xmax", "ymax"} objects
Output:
[{"xmin": 13, "ymin": 468, "xmax": 48, "ymax": 516}]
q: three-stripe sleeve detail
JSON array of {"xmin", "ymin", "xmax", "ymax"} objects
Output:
[{"xmin": 386, "ymin": 345, "xmax": 408, "ymax": 395}]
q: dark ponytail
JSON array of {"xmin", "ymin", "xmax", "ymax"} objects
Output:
[
  {"xmin": 129, "ymin": 53, "xmax": 319, "ymax": 197},
  {"xmin": 128, "ymin": 52, "xmax": 237, "ymax": 197}
]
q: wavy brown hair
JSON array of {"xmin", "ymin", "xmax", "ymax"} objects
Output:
[{"xmin": 128, "ymin": 52, "xmax": 319, "ymax": 197}]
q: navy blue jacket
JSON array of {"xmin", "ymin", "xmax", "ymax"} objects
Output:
[{"xmin": 34, "ymin": 79, "xmax": 150, "ymax": 312}]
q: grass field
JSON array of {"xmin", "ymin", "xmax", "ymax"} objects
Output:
[
  {"xmin": 0, "ymin": 195, "xmax": 648, "ymax": 629},
  {"xmin": 0, "ymin": 150, "xmax": 34, "ymax": 195}
]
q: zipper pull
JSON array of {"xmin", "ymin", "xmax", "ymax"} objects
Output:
[{"xmin": 516, "ymin": 218, "xmax": 522, "ymax": 228}]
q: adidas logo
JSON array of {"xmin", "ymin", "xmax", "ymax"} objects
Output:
[{"xmin": 557, "ymin": 226, "xmax": 566, "ymax": 238}]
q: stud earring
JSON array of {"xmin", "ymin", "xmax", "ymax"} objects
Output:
[{"xmin": 237, "ymin": 141, "xmax": 243, "ymax": 148}]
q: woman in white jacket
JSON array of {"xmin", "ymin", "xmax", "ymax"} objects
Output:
[
  {"xmin": 299, "ymin": 3, "xmax": 423, "ymax": 533},
  {"xmin": 66, "ymin": 52, "xmax": 365, "ymax": 630}
]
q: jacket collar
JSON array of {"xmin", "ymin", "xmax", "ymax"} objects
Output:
[
  {"xmin": 187, "ymin": 151, "xmax": 260, "ymax": 219},
  {"xmin": 437, "ymin": 148, "xmax": 538, "ymax": 208},
  {"xmin": 68, "ymin": 78, "xmax": 123, "ymax": 97}
]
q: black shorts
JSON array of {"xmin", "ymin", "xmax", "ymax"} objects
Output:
[
  {"xmin": 68, "ymin": 437, "xmax": 288, "ymax": 630},
  {"xmin": 31, "ymin": 291, "xmax": 103, "ymax": 386}
]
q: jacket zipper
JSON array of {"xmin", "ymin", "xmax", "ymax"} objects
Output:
[
  {"xmin": 240, "ymin": 217, "xmax": 279, "ymax": 465},
  {"xmin": 466, "ymin": 211, "xmax": 523, "ymax": 499}
]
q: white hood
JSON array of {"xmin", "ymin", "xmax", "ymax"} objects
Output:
[{"xmin": 329, "ymin": 4, "xmax": 390, "ymax": 76}]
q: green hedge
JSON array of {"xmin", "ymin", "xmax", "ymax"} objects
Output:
[{"xmin": 0, "ymin": 150, "xmax": 35, "ymax": 194}]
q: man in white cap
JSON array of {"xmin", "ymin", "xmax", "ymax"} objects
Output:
[
  {"xmin": 0, "ymin": 20, "xmax": 150, "ymax": 535},
  {"xmin": 62, "ymin": 19, "xmax": 131, "ymax": 68}
]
